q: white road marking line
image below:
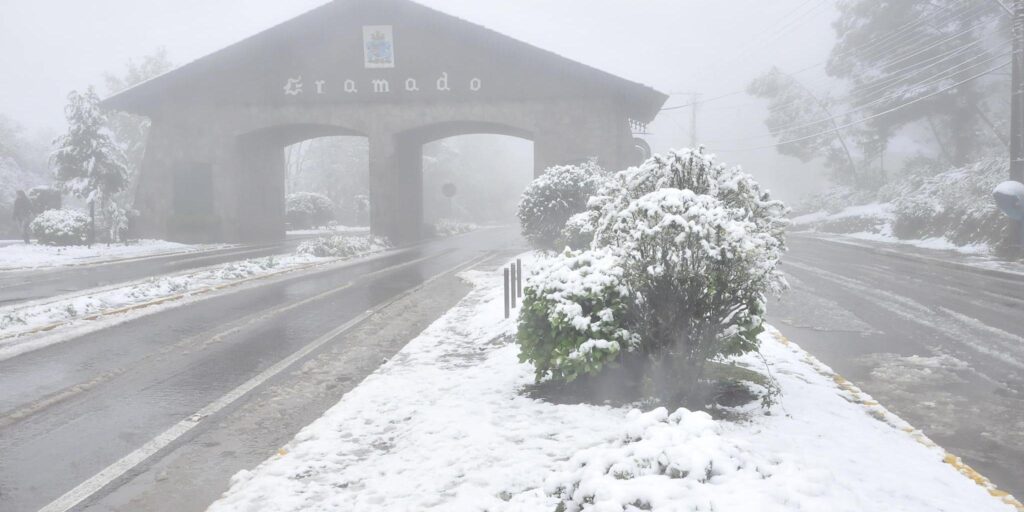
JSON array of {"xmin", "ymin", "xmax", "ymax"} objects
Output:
[
  {"xmin": 37, "ymin": 250, "xmax": 492, "ymax": 512},
  {"xmin": 0, "ymin": 250, "xmax": 433, "ymax": 426}
]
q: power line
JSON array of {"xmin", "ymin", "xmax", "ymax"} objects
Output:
[
  {"xmin": 713, "ymin": 60, "xmax": 1011, "ymax": 153},
  {"xmin": 752, "ymin": 48, "xmax": 1011, "ymax": 137},
  {"xmin": 660, "ymin": 2, "xmax": 996, "ymax": 112}
]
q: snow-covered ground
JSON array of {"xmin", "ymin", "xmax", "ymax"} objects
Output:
[
  {"xmin": 0, "ymin": 239, "xmax": 228, "ymax": 270},
  {"xmin": 207, "ymin": 259, "xmax": 1019, "ymax": 512},
  {"xmin": 0, "ymin": 236, "xmax": 390, "ymax": 361},
  {"xmin": 791, "ymin": 202, "xmax": 894, "ymax": 227},
  {"xmin": 286, "ymin": 225, "xmax": 368, "ymax": 236}
]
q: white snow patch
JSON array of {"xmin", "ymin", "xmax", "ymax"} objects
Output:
[
  {"xmin": 207, "ymin": 259, "xmax": 1016, "ymax": 512},
  {"xmin": 0, "ymin": 239, "xmax": 227, "ymax": 270},
  {"xmin": 0, "ymin": 237, "xmax": 390, "ymax": 361},
  {"xmin": 791, "ymin": 202, "xmax": 894, "ymax": 226},
  {"xmin": 286, "ymin": 225, "xmax": 368, "ymax": 236}
]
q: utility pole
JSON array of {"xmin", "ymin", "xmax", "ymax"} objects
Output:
[
  {"xmin": 1011, "ymin": 0, "xmax": 1024, "ymax": 245},
  {"xmin": 690, "ymin": 92, "xmax": 700, "ymax": 148}
]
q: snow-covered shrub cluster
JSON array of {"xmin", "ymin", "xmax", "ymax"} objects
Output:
[
  {"xmin": 518, "ymin": 149, "xmax": 788, "ymax": 402},
  {"xmin": 546, "ymin": 407, "xmax": 781, "ymax": 512},
  {"xmin": 285, "ymin": 192, "xmax": 335, "ymax": 230},
  {"xmin": 296, "ymin": 235, "xmax": 389, "ymax": 258},
  {"xmin": 517, "ymin": 162, "xmax": 606, "ymax": 250},
  {"xmin": 431, "ymin": 218, "xmax": 476, "ymax": 238},
  {"xmin": 794, "ymin": 159, "xmax": 1013, "ymax": 252},
  {"xmin": 518, "ymin": 248, "xmax": 640, "ymax": 382},
  {"xmin": 30, "ymin": 209, "xmax": 90, "ymax": 246},
  {"xmin": 889, "ymin": 159, "xmax": 1008, "ymax": 247}
]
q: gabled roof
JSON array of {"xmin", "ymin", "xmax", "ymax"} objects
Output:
[{"xmin": 103, "ymin": 0, "xmax": 668, "ymax": 122}]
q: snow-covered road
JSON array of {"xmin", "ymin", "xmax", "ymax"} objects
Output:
[
  {"xmin": 771, "ymin": 233, "xmax": 1024, "ymax": 501},
  {"xmin": 0, "ymin": 228, "xmax": 516, "ymax": 512}
]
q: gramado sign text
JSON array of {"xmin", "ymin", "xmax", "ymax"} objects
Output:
[{"xmin": 282, "ymin": 73, "xmax": 483, "ymax": 96}]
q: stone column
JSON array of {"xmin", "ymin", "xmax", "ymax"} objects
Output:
[
  {"xmin": 368, "ymin": 131, "xmax": 425, "ymax": 245},
  {"xmin": 230, "ymin": 135, "xmax": 286, "ymax": 242}
]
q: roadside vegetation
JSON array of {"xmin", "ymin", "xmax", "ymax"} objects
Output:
[
  {"xmin": 516, "ymin": 149, "xmax": 788, "ymax": 410},
  {"xmin": 747, "ymin": 1, "xmax": 1015, "ymax": 256}
]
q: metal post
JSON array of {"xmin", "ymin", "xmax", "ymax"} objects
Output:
[
  {"xmin": 516, "ymin": 258, "xmax": 523, "ymax": 298},
  {"xmin": 1012, "ymin": 0, "xmax": 1024, "ymax": 246},
  {"xmin": 510, "ymin": 263, "xmax": 517, "ymax": 309},
  {"xmin": 503, "ymin": 267, "xmax": 510, "ymax": 319}
]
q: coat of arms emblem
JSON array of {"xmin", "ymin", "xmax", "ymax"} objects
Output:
[{"xmin": 363, "ymin": 25, "xmax": 395, "ymax": 68}]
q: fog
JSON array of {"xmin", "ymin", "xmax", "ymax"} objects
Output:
[
  {"xmin": 1, "ymin": 1, "xmax": 1022, "ymax": 511},
  {"xmin": 1, "ymin": 0, "xmax": 838, "ymax": 202}
]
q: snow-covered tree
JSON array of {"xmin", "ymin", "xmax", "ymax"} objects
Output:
[
  {"xmin": 104, "ymin": 48, "xmax": 174, "ymax": 210},
  {"xmin": 517, "ymin": 161, "xmax": 606, "ymax": 250},
  {"xmin": 52, "ymin": 87, "xmax": 129, "ymax": 244}
]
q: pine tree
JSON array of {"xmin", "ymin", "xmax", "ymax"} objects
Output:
[{"xmin": 52, "ymin": 87, "xmax": 128, "ymax": 245}]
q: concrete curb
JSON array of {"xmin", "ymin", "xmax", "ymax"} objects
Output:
[
  {"xmin": 791, "ymin": 233, "xmax": 1024, "ymax": 282},
  {"xmin": 771, "ymin": 330, "xmax": 1023, "ymax": 511}
]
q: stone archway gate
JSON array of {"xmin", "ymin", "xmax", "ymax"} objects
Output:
[{"xmin": 104, "ymin": 0, "xmax": 668, "ymax": 243}]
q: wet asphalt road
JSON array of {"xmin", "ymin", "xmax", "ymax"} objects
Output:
[
  {"xmin": 0, "ymin": 233, "xmax": 343, "ymax": 307},
  {"xmin": 769, "ymin": 233, "xmax": 1024, "ymax": 500},
  {"xmin": 0, "ymin": 227, "xmax": 518, "ymax": 512}
]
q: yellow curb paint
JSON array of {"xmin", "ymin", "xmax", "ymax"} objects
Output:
[{"xmin": 770, "ymin": 330, "xmax": 1024, "ymax": 511}]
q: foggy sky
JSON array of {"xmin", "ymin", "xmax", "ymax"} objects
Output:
[{"xmin": 0, "ymin": 0, "xmax": 839, "ymax": 199}]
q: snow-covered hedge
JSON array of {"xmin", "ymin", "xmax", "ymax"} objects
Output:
[
  {"xmin": 518, "ymin": 248, "xmax": 639, "ymax": 382},
  {"xmin": 31, "ymin": 209, "xmax": 90, "ymax": 246},
  {"xmin": 518, "ymin": 149, "xmax": 788, "ymax": 400},
  {"xmin": 296, "ymin": 235, "xmax": 389, "ymax": 258},
  {"xmin": 517, "ymin": 162, "xmax": 606, "ymax": 250},
  {"xmin": 286, "ymin": 192, "xmax": 335, "ymax": 230}
]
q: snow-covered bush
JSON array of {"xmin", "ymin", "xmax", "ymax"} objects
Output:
[
  {"xmin": 594, "ymin": 149, "xmax": 787, "ymax": 399},
  {"xmin": 27, "ymin": 186, "xmax": 61, "ymax": 214},
  {"xmin": 517, "ymin": 162, "xmax": 606, "ymax": 250},
  {"xmin": 546, "ymin": 407, "xmax": 780, "ymax": 512},
  {"xmin": 518, "ymin": 149, "xmax": 788, "ymax": 402},
  {"xmin": 518, "ymin": 248, "xmax": 640, "ymax": 382},
  {"xmin": 31, "ymin": 209, "xmax": 90, "ymax": 246},
  {"xmin": 889, "ymin": 159, "xmax": 1008, "ymax": 247},
  {"xmin": 286, "ymin": 192, "xmax": 335, "ymax": 229},
  {"xmin": 431, "ymin": 218, "xmax": 476, "ymax": 237},
  {"xmin": 558, "ymin": 210, "xmax": 599, "ymax": 250},
  {"xmin": 296, "ymin": 235, "xmax": 389, "ymax": 258}
]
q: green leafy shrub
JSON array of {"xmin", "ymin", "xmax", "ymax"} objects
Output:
[
  {"xmin": 517, "ymin": 162, "xmax": 606, "ymax": 250},
  {"xmin": 517, "ymin": 248, "xmax": 639, "ymax": 382},
  {"xmin": 31, "ymin": 209, "xmax": 90, "ymax": 246}
]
